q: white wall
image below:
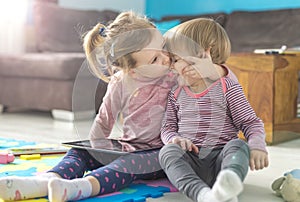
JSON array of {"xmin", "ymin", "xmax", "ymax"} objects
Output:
[
  {"xmin": 59, "ymin": 0, "xmax": 145, "ymax": 15},
  {"xmin": 0, "ymin": 0, "xmax": 28, "ymax": 53}
]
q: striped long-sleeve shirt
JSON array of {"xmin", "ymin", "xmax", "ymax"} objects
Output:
[{"xmin": 160, "ymin": 74, "xmax": 267, "ymax": 153}]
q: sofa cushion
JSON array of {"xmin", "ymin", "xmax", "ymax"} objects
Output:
[
  {"xmin": 0, "ymin": 53, "xmax": 87, "ymax": 80},
  {"xmin": 34, "ymin": 2, "xmax": 119, "ymax": 53},
  {"xmin": 155, "ymin": 19, "xmax": 181, "ymax": 34},
  {"xmin": 160, "ymin": 12, "xmax": 227, "ymax": 27},
  {"xmin": 225, "ymin": 9, "xmax": 300, "ymax": 53}
]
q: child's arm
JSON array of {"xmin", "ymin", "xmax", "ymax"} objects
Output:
[
  {"xmin": 225, "ymin": 82, "xmax": 269, "ymax": 170},
  {"xmin": 160, "ymin": 91, "xmax": 199, "ymax": 153},
  {"xmin": 160, "ymin": 91, "xmax": 179, "ymax": 144},
  {"xmin": 89, "ymin": 76, "xmax": 122, "ymax": 141}
]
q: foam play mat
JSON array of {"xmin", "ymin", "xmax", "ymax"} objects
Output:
[{"xmin": 0, "ymin": 138, "xmax": 177, "ymax": 202}]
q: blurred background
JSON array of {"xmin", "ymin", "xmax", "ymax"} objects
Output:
[
  {"xmin": 1, "ymin": 0, "xmax": 300, "ymax": 54},
  {"xmin": 1, "ymin": 0, "xmax": 300, "ymax": 145}
]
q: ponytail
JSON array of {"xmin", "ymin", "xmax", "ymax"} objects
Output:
[{"xmin": 83, "ymin": 23, "xmax": 111, "ymax": 82}]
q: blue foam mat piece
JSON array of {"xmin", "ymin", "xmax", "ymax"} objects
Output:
[{"xmin": 80, "ymin": 184, "xmax": 170, "ymax": 202}]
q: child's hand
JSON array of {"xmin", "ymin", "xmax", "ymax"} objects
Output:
[
  {"xmin": 250, "ymin": 149, "xmax": 269, "ymax": 171},
  {"xmin": 168, "ymin": 137, "xmax": 199, "ymax": 154},
  {"xmin": 182, "ymin": 65, "xmax": 201, "ymax": 79},
  {"xmin": 182, "ymin": 56, "xmax": 221, "ymax": 80}
]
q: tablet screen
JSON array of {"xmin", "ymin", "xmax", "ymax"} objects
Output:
[{"xmin": 62, "ymin": 139, "xmax": 161, "ymax": 155}]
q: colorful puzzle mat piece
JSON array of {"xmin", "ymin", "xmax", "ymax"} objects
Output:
[
  {"xmin": 81, "ymin": 184, "xmax": 170, "ymax": 202},
  {"xmin": 0, "ymin": 138, "xmax": 176, "ymax": 201},
  {"xmin": 0, "ymin": 137, "xmax": 36, "ymax": 149},
  {"xmin": 0, "ymin": 155, "xmax": 63, "ymax": 177}
]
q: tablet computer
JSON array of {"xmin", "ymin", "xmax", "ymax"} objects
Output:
[{"xmin": 62, "ymin": 139, "xmax": 161, "ymax": 156}]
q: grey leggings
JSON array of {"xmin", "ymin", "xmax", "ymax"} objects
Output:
[{"xmin": 159, "ymin": 139, "xmax": 250, "ymax": 201}]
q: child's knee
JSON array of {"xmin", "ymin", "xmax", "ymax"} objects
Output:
[
  {"xmin": 159, "ymin": 144, "xmax": 184, "ymax": 166},
  {"xmin": 225, "ymin": 139, "xmax": 250, "ymax": 156},
  {"xmin": 159, "ymin": 143, "xmax": 182, "ymax": 155}
]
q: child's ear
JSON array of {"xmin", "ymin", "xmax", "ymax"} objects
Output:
[
  {"xmin": 197, "ymin": 47, "xmax": 212, "ymax": 59},
  {"xmin": 206, "ymin": 52, "xmax": 212, "ymax": 60},
  {"xmin": 205, "ymin": 47, "xmax": 212, "ymax": 58},
  {"xmin": 197, "ymin": 50, "xmax": 212, "ymax": 61}
]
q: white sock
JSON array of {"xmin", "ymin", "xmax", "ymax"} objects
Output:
[
  {"xmin": 197, "ymin": 187, "xmax": 221, "ymax": 202},
  {"xmin": 212, "ymin": 170, "xmax": 243, "ymax": 201},
  {"xmin": 48, "ymin": 178, "xmax": 93, "ymax": 202},
  {"xmin": 0, "ymin": 173, "xmax": 58, "ymax": 201}
]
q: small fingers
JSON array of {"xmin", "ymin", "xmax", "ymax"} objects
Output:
[
  {"xmin": 180, "ymin": 141, "xmax": 187, "ymax": 151},
  {"xmin": 182, "ymin": 66, "xmax": 200, "ymax": 78},
  {"xmin": 255, "ymin": 159, "xmax": 263, "ymax": 170},
  {"xmin": 173, "ymin": 138, "xmax": 188, "ymax": 151},
  {"xmin": 265, "ymin": 157, "xmax": 269, "ymax": 168},
  {"xmin": 250, "ymin": 150, "xmax": 269, "ymax": 171},
  {"xmin": 191, "ymin": 144, "xmax": 199, "ymax": 154},
  {"xmin": 253, "ymin": 157, "xmax": 268, "ymax": 170},
  {"xmin": 170, "ymin": 137, "xmax": 198, "ymax": 153},
  {"xmin": 250, "ymin": 158, "xmax": 255, "ymax": 171},
  {"xmin": 186, "ymin": 141, "xmax": 194, "ymax": 152},
  {"xmin": 182, "ymin": 65, "xmax": 194, "ymax": 74}
]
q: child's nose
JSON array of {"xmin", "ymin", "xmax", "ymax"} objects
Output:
[
  {"xmin": 162, "ymin": 53, "xmax": 171, "ymax": 66},
  {"xmin": 169, "ymin": 63, "xmax": 175, "ymax": 70}
]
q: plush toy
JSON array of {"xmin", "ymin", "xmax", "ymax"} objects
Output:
[{"xmin": 271, "ymin": 169, "xmax": 300, "ymax": 202}]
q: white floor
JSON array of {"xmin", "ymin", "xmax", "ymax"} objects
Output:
[{"xmin": 0, "ymin": 110, "xmax": 299, "ymax": 202}]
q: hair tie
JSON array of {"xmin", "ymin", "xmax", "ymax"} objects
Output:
[{"xmin": 99, "ymin": 27, "xmax": 107, "ymax": 37}]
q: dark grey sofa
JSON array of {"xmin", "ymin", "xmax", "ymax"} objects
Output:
[
  {"xmin": 0, "ymin": 2, "xmax": 118, "ymax": 121},
  {"xmin": 159, "ymin": 8, "xmax": 300, "ymax": 52}
]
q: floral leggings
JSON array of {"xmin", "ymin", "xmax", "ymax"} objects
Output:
[{"xmin": 48, "ymin": 148, "xmax": 165, "ymax": 195}]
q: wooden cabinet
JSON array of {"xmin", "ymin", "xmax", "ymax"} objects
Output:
[{"xmin": 226, "ymin": 53, "xmax": 300, "ymax": 145}]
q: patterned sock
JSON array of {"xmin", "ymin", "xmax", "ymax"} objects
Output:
[
  {"xmin": 212, "ymin": 169, "xmax": 243, "ymax": 201},
  {"xmin": 48, "ymin": 178, "xmax": 92, "ymax": 202},
  {"xmin": 0, "ymin": 173, "xmax": 57, "ymax": 201}
]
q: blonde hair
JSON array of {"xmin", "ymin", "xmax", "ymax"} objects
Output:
[
  {"xmin": 83, "ymin": 11, "xmax": 156, "ymax": 82},
  {"xmin": 165, "ymin": 18, "xmax": 231, "ymax": 64}
]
